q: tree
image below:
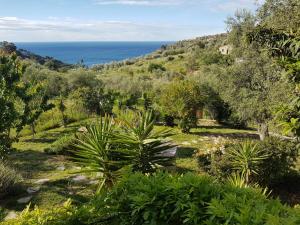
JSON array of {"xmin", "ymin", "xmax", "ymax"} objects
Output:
[
  {"xmin": 159, "ymin": 80, "xmax": 205, "ymax": 133},
  {"xmin": 220, "ymin": 49, "xmax": 292, "ymax": 140},
  {"xmin": 246, "ymin": 0, "xmax": 300, "ymax": 140},
  {"xmin": 18, "ymin": 81, "xmax": 54, "ymax": 136},
  {"xmin": 0, "ymin": 55, "xmax": 25, "ymax": 158}
]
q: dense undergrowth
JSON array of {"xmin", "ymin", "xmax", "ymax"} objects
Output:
[{"xmin": 2, "ymin": 172, "xmax": 300, "ymax": 225}]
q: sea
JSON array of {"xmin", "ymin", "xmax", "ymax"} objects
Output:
[{"xmin": 15, "ymin": 42, "xmax": 172, "ymax": 67}]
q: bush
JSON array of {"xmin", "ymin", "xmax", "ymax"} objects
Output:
[
  {"xmin": 4, "ymin": 173, "xmax": 300, "ymax": 224},
  {"xmin": 87, "ymin": 172, "xmax": 300, "ymax": 225},
  {"xmin": 196, "ymin": 138, "xmax": 299, "ymax": 186},
  {"xmin": 0, "ymin": 162, "xmax": 22, "ymax": 198},
  {"xmin": 0, "ymin": 207, "xmax": 6, "ymax": 222},
  {"xmin": 148, "ymin": 63, "xmax": 166, "ymax": 73},
  {"xmin": 44, "ymin": 135, "xmax": 75, "ymax": 155},
  {"xmin": 256, "ymin": 137, "xmax": 299, "ymax": 185},
  {"xmin": 179, "ymin": 114, "xmax": 197, "ymax": 133}
]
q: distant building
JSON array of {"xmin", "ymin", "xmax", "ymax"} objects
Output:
[{"xmin": 219, "ymin": 45, "xmax": 233, "ymax": 55}]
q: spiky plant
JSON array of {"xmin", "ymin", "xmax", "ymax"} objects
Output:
[
  {"xmin": 114, "ymin": 110, "xmax": 176, "ymax": 173},
  {"xmin": 226, "ymin": 141, "xmax": 268, "ymax": 184},
  {"xmin": 74, "ymin": 115, "xmax": 131, "ymax": 192}
]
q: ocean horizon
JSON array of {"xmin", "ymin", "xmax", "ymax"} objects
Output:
[{"xmin": 15, "ymin": 41, "xmax": 173, "ymax": 66}]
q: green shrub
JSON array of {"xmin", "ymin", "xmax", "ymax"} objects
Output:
[
  {"xmin": 87, "ymin": 172, "xmax": 300, "ymax": 225},
  {"xmin": 3, "ymin": 173, "xmax": 300, "ymax": 225},
  {"xmin": 148, "ymin": 63, "xmax": 166, "ymax": 73},
  {"xmin": 44, "ymin": 135, "xmax": 75, "ymax": 155},
  {"xmin": 197, "ymin": 138, "xmax": 299, "ymax": 186},
  {"xmin": 179, "ymin": 115, "xmax": 197, "ymax": 133},
  {"xmin": 0, "ymin": 208, "xmax": 6, "ymax": 222},
  {"xmin": 256, "ymin": 137, "xmax": 299, "ymax": 185},
  {"xmin": 0, "ymin": 162, "xmax": 22, "ymax": 197}
]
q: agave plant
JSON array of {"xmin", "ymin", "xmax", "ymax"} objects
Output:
[
  {"xmin": 114, "ymin": 110, "xmax": 176, "ymax": 173},
  {"xmin": 227, "ymin": 172, "xmax": 270, "ymax": 196},
  {"xmin": 226, "ymin": 141, "xmax": 269, "ymax": 184},
  {"xmin": 74, "ymin": 115, "xmax": 131, "ymax": 192}
]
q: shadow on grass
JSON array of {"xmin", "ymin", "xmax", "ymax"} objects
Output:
[
  {"xmin": 176, "ymin": 147, "xmax": 197, "ymax": 158},
  {"xmin": 190, "ymin": 131, "xmax": 259, "ymax": 140},
  {"xmin": 9, "ymin": 150, "xmax": 57, "ymax": 177},
  {"xmin": 23, "ymin": 138, "xmax": 56, "ymax": 143}
]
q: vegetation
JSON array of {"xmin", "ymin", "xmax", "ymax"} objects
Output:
[
  {"xmin": 3, "ymin": 173, "xmax": 300, "ymax": 225},
  {"xmin": 0, "ymin": 162, "xmax": 22, "ymax": 198},
  {"xmin": 0, "ymin": 0, "xmax": 299, "ymax": 223}
]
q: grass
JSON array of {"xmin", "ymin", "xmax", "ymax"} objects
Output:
[{"xmin": 0, "ymin": 120, "xmax": 98, "ymax": 215}]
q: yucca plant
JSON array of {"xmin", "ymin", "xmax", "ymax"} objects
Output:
[
  {"xmin": 114, "ymin": 110, "xmax": 176, "ymax": 173},
  {"xmin": 226, "ymin": 141, "xmax": 269, "ymax": 184},
  {"xmin": 74, "ymin": 115, "xmax": 131, "ymax": 192}
]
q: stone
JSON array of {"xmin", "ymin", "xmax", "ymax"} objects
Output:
[
  {"xmin": 17, "ymin": 196, "xmax": 32, "ymax": 204},
  {"xmin": 57, "ymin": 166, "xmax": 65, "ymax": 171},
  {"xmin": 4, "ymin": 211, "xmax": 18, "ymax": 221},
  {"xmin": 34, "ymin": 178, "xmax": 50, "ymax": 184},
  {"xmin": 26, "ymin": 186, "xmax": 40, "ymax": 194},
  {"xmin": 89, "ymin": 180, "xmax": 98, "ymax": 185},
  {"xmin": 72, "ymin": 175, "xmax": 87, "ymax": 183},
  {"xmin": 78, "ymin": 127, "xmax": 88, "ymax": 133}
]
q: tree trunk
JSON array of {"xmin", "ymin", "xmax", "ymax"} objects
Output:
[
  {"xmin": 258, "ymin": 122, "xmax": 269, "ymax": 141},
  {"xmin": 31, "ymin": 123, "xmax": 36, "ymax": 137}
]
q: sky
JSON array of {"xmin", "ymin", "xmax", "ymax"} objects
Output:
[{"xmin": 0, "ymin": 0, "xmax": 264, "ymax": 42}]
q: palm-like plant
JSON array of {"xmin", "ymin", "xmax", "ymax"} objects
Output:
[
  {"xmin": 226, "ymin": 141, "xmax": 268, "ymax": 184},
  {"xmin": 74, "ymin": 115, "xmax": 131, "ymax": 192},
  {"xmin": 114, "ymin": 110, "xmax": 176, "ymax": 173},
  {"xmin": 74, "ymin": 111, "xmax": 176, "ymax": 192}
]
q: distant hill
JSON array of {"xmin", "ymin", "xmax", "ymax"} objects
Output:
[{"xmin": 0, "ymin": 41, "xmax": 73, "ymax": 70}]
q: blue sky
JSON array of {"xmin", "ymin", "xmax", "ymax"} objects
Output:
[{"xmin": 0, "ymin": 0, "xmax": 263, "ymax": 42}]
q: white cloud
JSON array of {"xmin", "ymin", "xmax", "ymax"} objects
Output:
[
  {"xmin": 94, "ymin": 0, "xmax": 264, "ymax": 9},
  {"xmin": 94, "ymin": 0, "xmax": 187, "ymax": 6},
  {"xmin": 0, "ymin": 17, "xmax": 223, "ymax": 42}
]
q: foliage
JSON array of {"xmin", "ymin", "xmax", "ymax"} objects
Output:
[
  {"xmin": 74, "ymin": 115, "xmax": 127, "ymax": 191},
  {"xmin": 17, "ymin": 81, "xmax": 54, "ymax": 135},
  {"xmin": 74, "ymin": 111, "xmax": 176, "ymax": 191},
  {"xmin": 256, "ymin": 137, "xmax": 299, "ymax": 185},
  {"xmin": 0, "ymin": 161, "xmax": 22, "ymax": 197},
  {"xmin": 113, "ymin": 110, "xmax": 176, "ymax": 173},
  {"xmin": 0, "ymin": 55, "xmax": 25, "ymax": 157},
  {"xmin": 225, "ymin": 141, "xmax": 269, "ymax": 184},
  {"xmin": 44, "ymin": 135, "xmax": 75, "ymax": 155},
  {"xmin": 0, "ymin": 208, "xmax": 6, "ymax": 222},
  {"xmin": 148, "ymin": 63, "xmax": 166, "ymax": 73},
  {"xmin": 158, "ymin": 80, "xmax": 204, "ymax": 133},
  {"xmin": 197, "ymin": 137, "xmax": 299, "ymax": 186},
  {"xmin": 85, "ymin": 172, "xmax": 300, "ymax": 225},
  {"xmin": 1, "ymin": 200, "xmax": 87, "ymax": 225}
]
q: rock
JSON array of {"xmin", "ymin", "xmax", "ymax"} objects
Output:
[
  {"xmin": 35, "ymin": 178, "xmax": 50, "ymax": 184},
  {"xmin": 57, "ymin": 166, "xmax": 65, "ymax": 171},
  {"xmin": 72, "ymin": 166, "xmax": 81, "ymax": 170},
  {"xmin": 26, "ymin": 186, "xmax": 40, "ymax": 194},
  {"xmin": 192, "ymin": 140, "xmax": 198, "ymax": 144},
  {"xmin": 78, "ymin": 127, "xmax": 88, "ymax": 133},
  {"xmin": 17, "ymin": 196, "xmax": 32, "ymax": 204},
  {"xmin": 72, "ymin": 175, "xmax": 87, "ymax": 183},
  {"xmin": 96, "ymin": 172, "xmax": 103, "ymax": 178},
  {"xmin": 89, "ymin": 180, "xmax": 98, "ymax": 185},
  {"xmin": 4, "ymin": 211, "xmax": 18, "ymax": 221}
]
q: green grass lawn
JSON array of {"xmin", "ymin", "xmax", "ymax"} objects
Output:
[{"xmin": 1, "ymin": 121, "xmax": 98, "ymax": 213}]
